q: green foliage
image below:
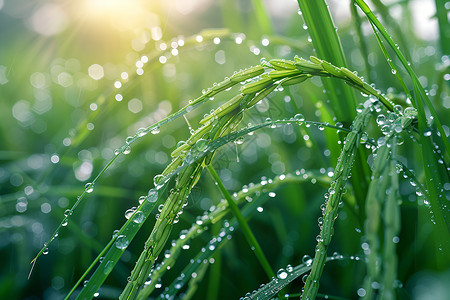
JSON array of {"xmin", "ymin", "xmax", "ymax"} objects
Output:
[{"xmin": 1, "ymin": 1, "xmax": 449, "ymax": 300}]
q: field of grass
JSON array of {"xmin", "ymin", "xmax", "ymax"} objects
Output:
[{"xmin": 0, "ymin": 0, "xmax": 449, "ymax": 299}]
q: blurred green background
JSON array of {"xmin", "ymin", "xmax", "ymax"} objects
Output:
[{"xmin": 0, "ymin": 0, "xmax": 448, "ymax": 299}]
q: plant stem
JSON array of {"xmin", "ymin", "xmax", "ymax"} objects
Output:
[{"xmin": 301, "ymin": 105, "xmax": 373, "ymax": 300}]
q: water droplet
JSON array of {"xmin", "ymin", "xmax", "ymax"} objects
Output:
[
  {"xmin": 195, "ymin": 139, "xmax": 208, "ymax": 152},
  {"xmin": 404, "ymin": 107, "xmax": 417, "ymax": 117},
  {"xmin": 126, "ymin": 136, "xmax": 134, "ymax": 144},
  {"xmin": 85, "ymin": 182, "xmax": 94, "ymax": 193},
  {"xmin": 235, "ymin": 137, "xmax": 244, "ymax": 145},
  {"xmin": 43, "ymin": 248, "xmax": 49, "ymax": 255},
  {"xmin": 393, "ymin": 105, "xmax": 403, "ymax": 115},
  {"xmin": 286, "ymin": 264, "xmax": 293, "ymax": 272},
  {"xmin": 115, "ymin": 235, "xmax": 129, "ymax": 250},
  {"xmin": 360, "ymin": 132, "xmax": 368, "ymax": 143},
  {"xmin": 294, "ymin": 113, "xmax": 305, "ymax": 123},
  {"xmin": 147, "ymin": 189, "xmax": 158, "ymax": 202},
  {"xmin": 151, "ymin": 126, "xmax": 161, "ymax": 135},
  {"xmin": 376, "ymin": 114, "xmax": 386, "ymax": 125},
  {"xmin": 302, "ymin": 274, "xmax": 308, "ymax": 283},
  {"xmin": 122, "ymin": 146, "xmax": 131, "ymax": 155},
  {"xmin": 136, "ymin": 127, "xmax": 148, "ymax": 137},
  {"xmin": 153, "ymin": 174, "xmax": 165, "ymax": 188},
  {"xmin": 277, "ymin": 268, "xmax": 288, "ymax": 279},
  {"xmin": 125, "ymin": 208, "xmax": 136, "ymax": 219},
  {"xmin": 302, "ymin": 255, "xmax": 313, "ymax": 266},
  {"xmin": 133, "ymin": 211, "xmax": 145, "ymax": 223},
  {"xmin": 381, "ymin": 124, "xmax": 391, "ymax": 135}
]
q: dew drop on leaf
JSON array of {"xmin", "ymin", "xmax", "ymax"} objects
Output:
[
  {"xmin": 85, "ymin": 182, "xmax": 94, "ymax": 193},
  {"xmin": 133, "ymin": 211, "xmax": 144, "ymax": 224},
  {"xmin": 147, "ymin": 189, "xmax": 158, "ymax": 202},
  {"xmin": 277, "ymin": 268, "xmax": 288, "ymax": 279},
  {"xmin": 151, "ymin": 126, "xmax": 161, "ymax": 135},
  {"xmin": 122, "ymin": 146, "xmax": 131, "ymax": 155},
  {"xmin": 115, "ymin": 235, "xmax": 129, "ymax": 250},
  {"xmin": 302, "ymin": 255, "xmax": 313, "ymax": 266}
]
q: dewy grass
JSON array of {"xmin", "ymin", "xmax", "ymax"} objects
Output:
[
  {"xmin": 45, "ymin": 54, "xmax": 415, "ymax": 300},
  {"xmin": 20, "ymin": 2, "xmax": 448, "ymax": 300},
  {"xmin": 138, "ymin": 170, "xmax": 331, "ymax": 299},
  {"xmin": 72, "ymin": 56, "xmax": 397, "ymax": 300},
  {"xmin": 301, "ymin": 104, "xmax": 373, "ymax": 300}
]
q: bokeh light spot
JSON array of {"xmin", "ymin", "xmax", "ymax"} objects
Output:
[
  {"xmin": 88, "ymin": 64, "xmax": 104, "ymax": 80},
  {"xmin": 128, "ymin": 98, "xmax": 143, "ymax": 114},
  {"xmin": 28, "ymin": 4, "xmax": 68, "ymax": 36}
]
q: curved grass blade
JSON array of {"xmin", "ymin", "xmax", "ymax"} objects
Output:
[
  {"xmin": 147, "ymin": 194, "xmax": 270, "ymax": 300},
  {"xmin": 245, "ymin": 256, "xmax": 342, "ymax": 300},
  {"xmin": 31, "ymin": 64, "xmax": 258, "ymax": 265},
  {"xmin": 354, "ymin": 0, "xmax": 450, "ymax": 256},
  {"xmin": 207, "ymin": 164, "xmax": 274, "ymax": 279},
  {"xmin": 69, "ymin": 54, "xmax": 398, "ymax": 299},
  {"xmin": 70, "ymin": 188, "xmax": 164, "ymax": 300},
  {"xmin": 353, "ymin": 0, "xmax": 450, "ymax": 157},
  {"xmin": 295, "ymin": 0, "xmax": 392, "ymax": 224},
  {"xmin": 296, "ymin": 0, "xmax": 357, "ymax": 122},
  {"xmin": 77, "ymin": 118, "xmax": 337, "ymax": 299},
  {"xmin": 349, "ymin": 0, "xmax": 373, "ymax": 83},
  {"xmin": 137, "ymin": 170, "xmax": 332, "ymax": 298}
]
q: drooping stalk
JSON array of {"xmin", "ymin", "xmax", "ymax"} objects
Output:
[{"xmin": 74, "ymin": 57, "xmax": 395, "ymax": 299}]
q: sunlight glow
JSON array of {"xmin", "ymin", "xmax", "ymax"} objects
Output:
[
  {"xmin": 81, "ymin": 0, "xmax": 148, "ymax": 31},
  {"xmin": 89, "ymin": 0, "xmax": 133, "ymax": 12}
]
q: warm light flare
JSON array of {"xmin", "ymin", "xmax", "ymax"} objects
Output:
[
  {"xmin": 88, "ymin": 0, "xmax": 135, "ymax": 13},
  {"xmin": 81, "ymin": 0, "xmax": 149, "ymax": 31}
]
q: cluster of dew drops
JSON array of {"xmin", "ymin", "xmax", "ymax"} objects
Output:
[
  {"xmin": 239, "ymin": 252, "xmax": 355, "ymax": 300},
  {"xmin": 371, "ymin": 100, "xmax": 443, "ymax": 201},
  {"xmin": 101, "ymin": 30, "xmax": 287, "ymax": 242}
]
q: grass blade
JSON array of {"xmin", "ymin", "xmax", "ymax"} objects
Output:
[
  {"xmin": 301, "ymin": 104, "xmax": 373, "ymax": 299},
  {"xmin": 296, "ymin": 0, "xmax": 370, "ymax": 219},
  {"xmin": 354, "ymin": 0, "xmax": 450, "ymax": 256},
  {"xmin": 206, "ymin": 164, "xmax": 274, "ymax": 279},
  {"xmin": 250, "ymin": 0, "xmax": 273, "ymax": 36},
  {"xmin": 73, "ymin": 192, "xmax": 162, "ymax": 300},
  {"xmin": 296, "ymin": 0, "xmax": 357, "ymax": 121},
  {"xmin": 246, "ymin": 256, "xmax": 344, "ymax": 300}
]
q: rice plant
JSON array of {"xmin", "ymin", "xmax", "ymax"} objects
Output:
[{"xmin": 1, "ymin": 0, "xmax": 449, "ymax": 299}]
